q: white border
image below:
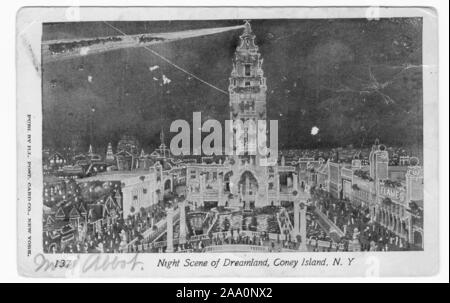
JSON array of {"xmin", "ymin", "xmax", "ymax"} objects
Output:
[{"xmin": 5, "ymin": 1, "xmax": 448, "ymax": 283}]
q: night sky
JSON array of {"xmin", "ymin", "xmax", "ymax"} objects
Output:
[{"xmin": 42, "ymin": 18, "xmax": 423, "ymax": 153}]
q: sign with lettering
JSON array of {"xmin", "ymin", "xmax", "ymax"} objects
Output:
[{"xmin": 379, "ymin": 185, "xmax": 405, "ymax": 203}]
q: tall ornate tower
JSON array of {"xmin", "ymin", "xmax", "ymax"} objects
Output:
[
  {"xmin": 105, "ymin": 142, "xmax": 115, "ymax": 163},
  {"xmin": 229, "ymin": 21, "xmax": 267, "ymax": 161},
  {"xmin": 369, "ymin": 139, "xmax": 389, "ymax": 181}
]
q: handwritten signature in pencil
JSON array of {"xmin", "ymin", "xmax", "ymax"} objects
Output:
[{"xmin": 33, "ymin": 253, "xmax": 144, "ymax": 275}]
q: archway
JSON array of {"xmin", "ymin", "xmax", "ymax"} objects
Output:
[
  {"xmin": 223, "ymin": 171, "xmax": 233, "ymax": 193},
  {"xmin": 414, "ymin": 231, "xmax": 423, "ymax": 248},
  {"xmin": 238, "ymin": 171, "xmax": 259, "ymax": 195},
  {"xmin": 278, "ymin": 172, "xmax": 292, "ymax": 192},
  {"xmin": 48, "ymin": 243, "xmax": 57, "ymax": 253},
  {"xmin": 401, "ymin": 221, "xmax": 407, "ymax": 237},
  {"xmin": 238, "ymin": 171, "xmax": 258, "ymax": 209},
  {"xmin": 164, "ymin": 179, "xmax": 172, "ymax": 191}
]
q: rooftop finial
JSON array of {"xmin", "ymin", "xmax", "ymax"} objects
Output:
[
  {"xmin": 243, "ymin": 20, "xmax": 252, "ymax": 35},
  {"xmin": 160, "ymin": 128, "xmax": 165, "ymax": 146}
]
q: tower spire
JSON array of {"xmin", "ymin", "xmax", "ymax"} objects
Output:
[
  {"xmin": 105, "ymin": 142, "xmax": 115, "ymax": 162},
  {"xmin": 237, "ymin": 20, "xmax": 258, "ymax": 53},
  {"xmin": 160, "ymin": 128, "xmax": 165, "ymax": 146},
  {"xmin": 229, "ymin": 21, "xmax": 267, "ymax": 161},
  {"xmin": 243, "ymin": 20, "xmax": 252, "ymax": 35}
]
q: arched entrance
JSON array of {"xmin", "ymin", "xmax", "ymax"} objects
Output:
[
  {"xmin": 48, "ymin": 243, "xmax": 57, "ymax": 253},
  {"xmin": 238, "ymin": 171, "xmax": 258, "ymax": 209},
  {"xmin": 164, "ymin": 179, "xmax": 172, "ymax": 192},
  {"xmin": 414, "ymin": 231, "xmax": 423, "ymax": 248},
  {"xmin": 401, "ymin": 221, "xmax": 407, "ymax": 237},
  {"xmin": 223, "ymin": 171, "xmax": 233, "ymax": 193}
]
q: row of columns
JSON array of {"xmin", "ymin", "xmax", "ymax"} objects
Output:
[{"xmin": 377, "ymin": 208, "xmax": 409, "ymax": 239}]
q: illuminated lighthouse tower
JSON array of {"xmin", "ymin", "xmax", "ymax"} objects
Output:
[
  {"xmin": 229, "ymin": 20, "xmax": 267, "ymax": 164},
  {"xmin": 226, "ymin": 21, "xmax": 272, "ymax": 209}
]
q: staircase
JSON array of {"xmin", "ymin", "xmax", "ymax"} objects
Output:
[
  {"xmin": 206, "ymin": 211, "xmax": 220, "ymax": 235},
  {"xmin": 121, "ymin": 208, "xmax": 180, "ymax": 251},
  {"xmin": 314, "ymin": 208, "xmax": 345, "ymax": 239},
  {"xmin": 277, "ymin": 208, "xmax": 293, "ymax": 235}
]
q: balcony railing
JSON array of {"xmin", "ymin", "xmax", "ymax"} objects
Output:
[{"xmin": 203, "ymin": 244, "xmax": 270, "ymax": 253}]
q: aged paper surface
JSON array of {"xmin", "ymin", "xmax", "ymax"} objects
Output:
[{"xmin": 16, "ymin": 6, "xmax": 439, "ymax": 277}]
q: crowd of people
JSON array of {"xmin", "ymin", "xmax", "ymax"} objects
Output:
[
  {"xmin": 44, "ymin": 195, "xmax": 175, "ymax": 253},
  {"xmin": 44, "ymin": 177, "xmax": 414, "ymax": 254},
  {"xmin": 312, "ymin": 189, "xmax": 411, "ymax": 251},
  {"xmin": 278, "ymin": 203, "xmax": 334, "ymax": 244},
  {"xmin": 44, "ymin": 217, "xmax": 128, "ymax": 254},
  {"xmin": 305, "ymin": 212, "xmax": 333, "ymax": 243}
]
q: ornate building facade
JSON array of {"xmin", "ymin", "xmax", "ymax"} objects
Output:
[{"xmin": 186, "ymin": 22, "xmax": 299, "ymax": 209}]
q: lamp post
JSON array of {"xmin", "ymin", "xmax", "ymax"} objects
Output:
[
  {"xmin": 89, "ymin": 105, "xmax": 96, "ymax": 147},
  {"xmin": 166, "ymin": 207, "xmax": 174, "ymax": 253},
  {"xmin": 292, "ymin": 189, "xmax": 308, "ymax": 252}
]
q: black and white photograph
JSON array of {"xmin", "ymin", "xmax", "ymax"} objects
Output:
[
  {"xmin": 14, "ymin": 5, "xmax": 445, "ymax": 280},
  {"xmin": 40, "ymin": 18, "xmax": 425, "ymax": 255}
]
